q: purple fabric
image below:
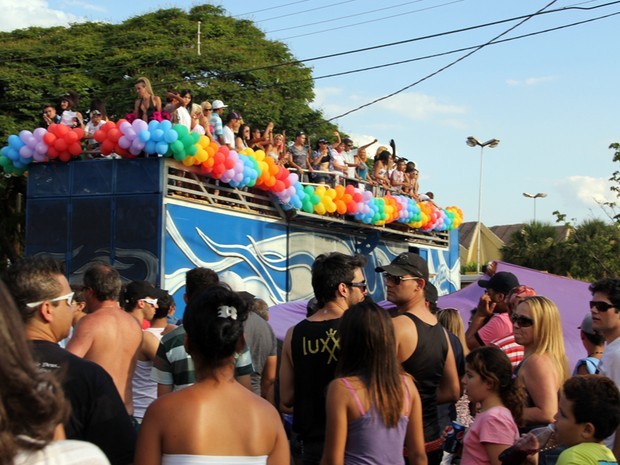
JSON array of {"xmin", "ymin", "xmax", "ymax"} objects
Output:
[
  {"xmin": 438, "ymin": 261, "xmax": 591, "ymax": 370},
  {"xmin": 268, "ymin": 261, "xmax": 590, "ymax": 370}
]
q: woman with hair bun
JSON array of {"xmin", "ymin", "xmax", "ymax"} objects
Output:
[
  {"xmin": 135, "ymin": 285, "xmax": 288, "ymax": 465},
  {"xmin": 460, "ymin": 346, "xmax": 525, "ymax": 465}
]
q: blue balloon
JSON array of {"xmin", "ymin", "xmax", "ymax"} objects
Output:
[
  {"xmin": 139, "ymin": 130, "xmax": 151, "ymax": 142},
  {"xmin": 144, "ymin": 140, "xmax": 157, "ymax": 154},
  {"xmin": 8, "ymin": 135, "xmax": 24, "ymax": 150},
  {"xmin": 164, "ymin": 130, "xmax": 178, "ymax": 144},
  {"xmin": 156, "ymin": 142, "xmax": 169, "ymax": 155},
  {"xmin": 161, "ymin": 120, "xmax": 172, "ymax": 131}
]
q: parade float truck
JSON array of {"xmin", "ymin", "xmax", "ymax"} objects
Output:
[{"xmin": 25, "ymin": 156, "xmax": 461, "ymax": 317}]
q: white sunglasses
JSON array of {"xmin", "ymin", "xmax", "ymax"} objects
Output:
[
  {"xmin": 140, "ymin": 297, "xmax": 158, "ymax": 307},
  {"xmin": 26, "ymin": 291, "xmax": 75, "ymax": 308}
]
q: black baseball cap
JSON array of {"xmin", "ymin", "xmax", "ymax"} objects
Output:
[
  {"xmin": 478, "ymin": 271, "xmax": 519, "ymax": 294},
  {"xmin": 375, "ymin": 252, "xmax": 429, "ymax": 281}
]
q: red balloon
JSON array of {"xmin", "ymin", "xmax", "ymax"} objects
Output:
[
  {"xmin": 54, "ymin": 139, "xmax": 67, "ymax": 151},
  {"xmin": 69, "ymin": 142, "xmax": 82, "ymax": 156},
  {"xmin": 103, "ymin": 121, "xmax": 116, "ymax": 131},
  {"xmin": 55, "ymin": 124, "xmax": 70, "ymax": 137},
  {"xmin": 43, "ymin": 133, "xmax": 56, "ymax": 146},
  {"xmin": 47, "ymin": 147, "xmax": 59, "ymax": 159},
  {"xmin": 214, "ymin": 152, "xmax": 225, "ymax": 165},
  {"xmin": 94, "ymin": 130, "xmax": 106, "ymax": 143},
  {"xmin": 224, "ymin": 158, "xmax": 235, "ymax": 170},
  {"xmin": 108, "ymin": 129, "xmax": 121, "ymax": 142},
  {"xmin": 101, "ymin": 140, "xmax": 114, "ymax": 154},
  {"xmin": 65, "ymin": 131, "xmax": 79, "ymax": 143},
  {"xmin": 59, "ymin": 151, "xmax": 71, "ymax": 162},
  {"xmin": 73, "ymin": 128, "xmax": 84, "ymax": 140}
]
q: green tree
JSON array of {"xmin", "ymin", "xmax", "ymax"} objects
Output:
[
  {"xmin": 0, "ymin": 5, "xmax": 343, "ymax": 263},
  {"xmin": 0, "ymin": 5, "xmax": 339, "ymax": 143},
  {"xmin": 500, "ymin": 221, "xmax": 565, "ymax": 274}
]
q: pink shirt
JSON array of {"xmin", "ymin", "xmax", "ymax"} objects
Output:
[
  {"xmin": 478, "ymin": 313, "xmax": 513, "ymax": 345},
  {"xmin": 461, "ymin": 406, "xmax": 519, "ymax": 465}
]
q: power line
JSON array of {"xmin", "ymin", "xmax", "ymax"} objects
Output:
[
  {"xmin": 255, "ymin": 10, "xmax": 620, "ymax": 91},
  {"xmin": 325, "ymin": 0, "xmax": 561, "ymax": 122},
  {"xmin": 256, "ymin": 0, "xmax": 359, "ymax": 22},
  {"xmin": 266, "ymin": 0, "xmax": 431, "ymax": 33},
  {"xmin": 3, "ymin": 0, "xmax": 618, "ymax": 73},
  {"xmin": 233, "ymin": 0, "xmax": 312, "ymax": 18},
  {"xmin": 280, "ymin": 0, "xmax": 464, "ymax": 40},
  {"xmin": 1, "ymin": 1, "xmax": 617, "ymax": 108}
]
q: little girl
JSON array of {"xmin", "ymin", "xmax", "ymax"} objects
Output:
[{"xmin": 460, "ymin": 346, "xmax": 524, "ymax": 465}]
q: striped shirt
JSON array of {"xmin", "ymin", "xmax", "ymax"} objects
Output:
[{"xmin": 151, "ymin": 325, "xmax": 253, "ymax": 391}]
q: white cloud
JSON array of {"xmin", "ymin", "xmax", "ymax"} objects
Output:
[
  {"xmin": 311, "ymin": 88, "xmax": 466, "ymax": 122},
  {"xmin": 555, "ymin": 176, "xmax": 616, "ymax": 207},
  {"xmin": 0, "ymin": 0, "xmax": 84, "ymax": 31},
  {"xmin": 506, "ymin": 76, "xmax": 557, "ymax": 87},
  {"xmin": 61, "ymin": 0, "xmax": 106, "ymax": 13}
]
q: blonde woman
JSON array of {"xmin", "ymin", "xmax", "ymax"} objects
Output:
[
  {"xmin": 134, "ymin": 77, "xmax": 162, "ymax": 122},
  {"xmin": 512, "ymin": 295, "xmax": 569, "ymax": 463},
  {"xmin": 437, "ymin": 308, "xmax": 469, "ymax": 357}
]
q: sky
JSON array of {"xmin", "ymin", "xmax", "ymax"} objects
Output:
[{"xmin": 1, "ymin": 0, "xmax": 619, "ymax": 227}]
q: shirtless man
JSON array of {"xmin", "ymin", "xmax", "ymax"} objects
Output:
[
  {"xmin": 67, "ymin": 263, "xmax": 142, "ymax": 415},
  {"xmin": 376, "ymin": 252, "xmax": 459, "ymax": 465}
]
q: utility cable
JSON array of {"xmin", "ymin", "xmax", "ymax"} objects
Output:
[{"xmin": 325, "ymin": 0, "xmax": 560, "ymax": 121}]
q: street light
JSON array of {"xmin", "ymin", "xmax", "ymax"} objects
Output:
[
  {"xmin": 466, "ymin": 136, "xmax": 500, "ymax": 274},
  {"xmin": 523, "ymin": 192, "xmax": 547, "ymax": 222}
]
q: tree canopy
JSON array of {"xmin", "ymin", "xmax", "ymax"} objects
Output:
[{"xmin": 0, "ymin": 4, "xmax": 339, "ymax": 142}]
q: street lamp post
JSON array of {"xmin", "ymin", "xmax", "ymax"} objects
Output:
[
  {"xmin": 523, "ymin": 192, "xmax": 547, "ymax": 222},
  {"xmin": 466, "ymin": 136, "xmax": 500, "ymax": 275}
]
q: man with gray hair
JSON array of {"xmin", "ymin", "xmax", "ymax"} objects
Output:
[{"xmin": 67, "ymin": 262, "xmax": 143, "ymax": 415}]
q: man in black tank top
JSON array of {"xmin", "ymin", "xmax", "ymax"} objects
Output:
[
  {"xmin": 280, "ymin": 252, "xmax": 368, "ymax": 465},
  {"xmin": 376, "ymin": 252, "xmax": 460, "ymax": 465}
]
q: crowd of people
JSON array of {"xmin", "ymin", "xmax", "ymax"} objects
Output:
[
  {"xmin": 3, "ymin": 253, "xmax": 620, "ymax": 464},
  {"xmin": 41, "ymin": 78, "xmax": 433, "ymax": 200}
]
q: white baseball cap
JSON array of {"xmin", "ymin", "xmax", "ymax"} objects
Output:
[{"xmin": 212, "ymin": 100, "xmax": 228, "ymax": 110}]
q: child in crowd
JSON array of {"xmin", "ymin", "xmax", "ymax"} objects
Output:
[
  {"xmin": 42, "ymin": 103, "xmax": 61, "ymax": 127},
  {"xmin": 572, "ymin": 313, "xmax": 605, "ymax": 375},
  {"xmin": 524, "ymin": 375, "xmax": 619, "ymax": 465},
  {"xmin": 460, "ymin": 346, "xmax": 524, "ymax": 465},
  {"xmin": 390, "ymin": 158, "xmax": 407, "ymax": 193},
  {"xmin": 84, "ymin": 110, "xmax": 105, "ymax": 155}
]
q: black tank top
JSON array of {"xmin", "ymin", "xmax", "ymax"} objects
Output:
[
  {"xmin": 400, "ymin": 312, "xmax": 448, "ymax": 442},
  {"xmin": 291, "ymin": 318, "xmax": 341, "ymax": 441}
]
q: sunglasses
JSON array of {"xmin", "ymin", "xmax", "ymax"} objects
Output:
[
  {"xmin": 511, "ymin": 313, "xmax": 534, "ymax": 328},
  {"xmin": 141, "ymin": 297, "xmax": 158, "ymax": 307},
  {"xmin": 344, "ymin": 281, "xmax": 367, "ymax": 292},
  {"xmin": 27, "ymin": 291, "xmax": 75, "ymax": 308},
  {"xmin": 590, "ymin": 301, "xmax": 616, "ymax": 312},
  {"xmin": 383, "ymin": 273, "xmax": 419, "ymax": 285}
]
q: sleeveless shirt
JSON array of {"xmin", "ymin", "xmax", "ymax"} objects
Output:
[
  {"xmin": 400, "ymin": 312, "xmax": 448, "ymax": 442},
  {"xmin": 291, "ymin": 318, "xmax": 342, "ymax": 441},
  {"xmin": 341, "ymin": 377, "xmax": 410, "ymax": 465}
]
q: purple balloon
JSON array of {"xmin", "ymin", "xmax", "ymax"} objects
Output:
[
  {"xmin": 35, "ymin": 142, "xmax": 48, "ymax": 155},
  {"xmin": 118, "ymin": 136, "xmax": 131, "ymax": 150},
  {"xmin": 33, "ymin": 127, "xmax": 47, "ymax": 140},
  {"xmin": 33, "ymin": 151, "xmax": 47, "ymax": 162},
  {"xmin": 19, "ymin": 146, "xmax": 34, "ymax": 159}
]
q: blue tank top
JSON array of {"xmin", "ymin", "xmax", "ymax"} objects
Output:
[{"xmin": 341, "ymin": 377, "xmax": 409, "ymax": 465}]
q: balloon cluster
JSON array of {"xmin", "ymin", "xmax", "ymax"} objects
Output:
[{"xmin": 0, "ymin": 119, "xmax": 464, "ymax": 232}]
